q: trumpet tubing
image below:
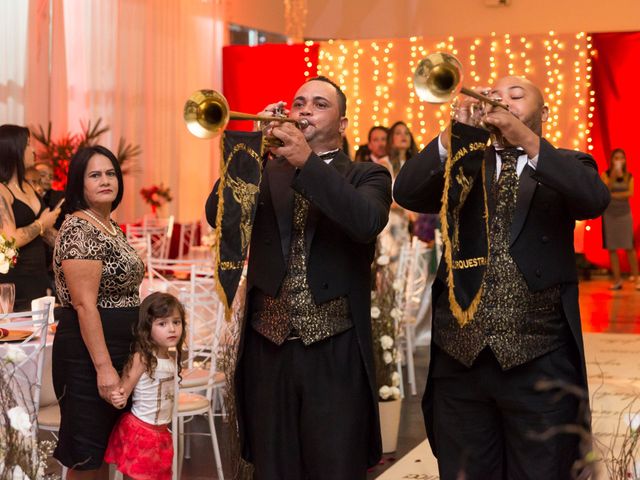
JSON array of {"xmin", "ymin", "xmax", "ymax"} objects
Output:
[{"xmin": 183, "ymin": 89, "xmax": 307, "ymax": 140}]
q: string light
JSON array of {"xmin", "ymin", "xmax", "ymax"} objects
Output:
[{"xmin": 318, "ymin": 32, "xmax": 590, "ymax": 151}]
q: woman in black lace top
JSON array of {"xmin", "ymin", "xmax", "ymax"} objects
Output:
[{"xmin": 52, "ymin": 145, "xmax": 144, "ymax": 478}]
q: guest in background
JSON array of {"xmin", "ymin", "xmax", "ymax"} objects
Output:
[
  {"xmin": 35, "ymin": 162, "xmax": 64, "ymax": 293},
  {"xmin": 387, "ymin": 121, "xmax": 418, "ymax": 177},
  {"xmin": 52, "ymin": 145, "xmax": 144, "ymax": 479},
  {"xmin": 601, "ymin": 148, "xmax": 639, "ymax": 290},
  {"xmin": 0, "ymin": 125, "xmax": 60, "ymax": 311},
  {"xmin": 355, "ymin": 126, "xmax": 390, "ymax": 168},
  {"xmin": 36, "ymin": 162, "xmax": 65, "ymax": 219},
  {"xmin": 25, "ymin": 166, "xmax": 44, "ymax": 196},
  {"xmin": 379, "ymin": 121, "xmax": 418, "ymax": 259}
]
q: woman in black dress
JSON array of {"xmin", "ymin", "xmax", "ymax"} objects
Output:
[
  {"xmin": 0, "ymin": 125, "xmax": 60, "ymax": 311},
  {"xmin": 52, "ymin": 145, "xmax": 144, "ymax": 479}
]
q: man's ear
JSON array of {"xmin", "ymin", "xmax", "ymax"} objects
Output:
[
  {"xmin": 339, "ymin": 116, "xmax": 348, "ymax": 135},
  {"xmin": 541, "ymin": 104, "xmax": 550, "ymax": 123}
]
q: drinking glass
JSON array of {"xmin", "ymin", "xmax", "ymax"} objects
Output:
[{"xmin": 0, "ymin": 283, "xmax": 16, "ymax": 316}]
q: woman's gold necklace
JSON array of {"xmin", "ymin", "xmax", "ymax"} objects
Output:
[{"xmin": 82, "ymin": 209, "xmax": 118, "ymax": 236}]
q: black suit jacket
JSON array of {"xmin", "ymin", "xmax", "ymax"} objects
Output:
[
  {"xmin": 393, "ymin": 136, "xmax": 610, "ymax": 455},
  {"xmin": 206, "ymin": 150, "xmax": 392, "ymax": 466}
]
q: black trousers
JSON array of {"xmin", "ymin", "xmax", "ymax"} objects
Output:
[
  {"xmin": 242, "ymin": 327, "xmax": 371, "ymax": 480},
  {"xmin": 430, "ymin": 344, "xmax": 584, "ymax": 480}
]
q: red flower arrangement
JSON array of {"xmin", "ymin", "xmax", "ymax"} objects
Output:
[
  {"xmin": 31, "ymin": 119, "xmax": 140, "ymax": 190},
  {"xmin": 140, "ymin": 184, "xmax": 173, "ymax": 214}
]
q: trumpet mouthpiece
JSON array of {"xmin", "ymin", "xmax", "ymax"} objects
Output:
[{"xmin": 297, "ymin": 119, "xmax": 309, "ymax": 129}]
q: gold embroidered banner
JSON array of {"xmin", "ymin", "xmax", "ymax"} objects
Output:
[
  {"xmin": 213, "ymin": 131, "xmax": 264, "ymax": 318},
  {"xmin": 440, "ymin": 122, "xmax": 491, "ymax": 327}
]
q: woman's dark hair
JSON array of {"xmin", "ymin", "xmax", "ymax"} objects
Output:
[
  {"xmin": 387, "ymin": 121, "xmax": 418, "ymax": 175},
  {"xmin": 65, "ymin": 145, "xmax": 124, "ymax": 213},
  {"xmin": 606, "ymin": 148, "xmax": 628, "ymax": 177},
  {"xmin": 0, "ymin": 124, "xmax": 30, "ymax": 190},
  {"xmin": 130, "ymin": 292, "xmax": 186, "ymax": 380}
]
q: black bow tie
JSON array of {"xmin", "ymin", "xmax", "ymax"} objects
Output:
[{"xmin": 317, "ymin": 149, "xmax": 340, "ymax": 162}]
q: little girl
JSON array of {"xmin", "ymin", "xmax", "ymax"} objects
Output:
[{"xmin": 104, "ymin": 292, "xmax": 186, "ymax": 480}]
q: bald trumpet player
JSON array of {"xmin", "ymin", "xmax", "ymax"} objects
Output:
[{"xmin": 394, "ymin": 74, "xmax": 610, "ymax": 479}]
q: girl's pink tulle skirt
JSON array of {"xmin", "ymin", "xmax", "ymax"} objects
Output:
[{"xmin": 104, "ymin": 412, "xmax": 173, "ymax": 480}]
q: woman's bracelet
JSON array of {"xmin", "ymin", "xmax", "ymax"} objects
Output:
[{"xmin": 35, "ymin": 219, "xmax": 44, "ymax": 236}]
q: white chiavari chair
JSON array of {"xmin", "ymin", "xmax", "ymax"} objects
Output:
[
  {"xmin": 172, "ymin": 270, "xmax": 226, "ymax": 480},
  {"xmin": 127, "ymin": 215, "xmax": 175, "ymax": 260},
  {"xmin": 177, "ymin": 221, "xmax": 199, "ymax": 260},
  {"xmin": 394, "ymin": 237, "xmax": 432, "ymax": 396}
]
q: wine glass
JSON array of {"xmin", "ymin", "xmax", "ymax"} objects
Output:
[{"xmin": 0, "ymin": 283, "xmax": 16, "ymax": 317}]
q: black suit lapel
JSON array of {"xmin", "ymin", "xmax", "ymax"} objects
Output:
[
  {"xmin": 303, "ymin": 152, "xmax": 351, "ymax": 255},
  {"xmin": 510, "ymin": 163, "xmax": 537, "ymax": 246},
  {"xmin": 266, "ymin": 156, "xmax": 296, "ymax": 260}
]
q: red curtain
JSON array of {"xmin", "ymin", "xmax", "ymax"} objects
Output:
[
  {"xmin": 222, "ymin": 43, "xmax": 320, "ymax": 131},
  {"xmin": 584, "ymin": 32, "xmax": 640, "ymax": 268}
]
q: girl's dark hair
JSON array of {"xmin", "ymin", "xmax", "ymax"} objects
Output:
[
  {"xmin": 387, "ymin": 121, "xmax": 418, "ymax": 176},
  {"xmin": 65, "ymin": 145, "xmax": 124, "ymax": 213},
  {"xmin": 0, "ymin": 124, "xmax": 30, "ymax": 190},
  {"xmin": 132, "ymin": 292, "xmax": 186, "ymax": 380}
]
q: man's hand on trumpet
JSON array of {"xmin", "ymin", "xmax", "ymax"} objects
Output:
[
  {"xmin": 254, "ymin": 101, "xmax": 289, "ymax": 131},
  {"xmin": 482, "ymin": 106, "xmax": 541, "ymax": 158},
  {"xmin": 269, "ymin": 121, "xmax": 313, "ymax": 169},
  {"xmin": 441, "ymin": 87, "xmax": 488, "ymax": 150}
]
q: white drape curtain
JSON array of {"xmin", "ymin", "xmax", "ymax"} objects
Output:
[{"xmin": 0, "ymin": 0, "xmax": 225, "ymax": 223}]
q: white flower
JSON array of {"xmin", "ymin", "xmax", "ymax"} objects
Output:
[
  {"xmin": 390, "ymin": 308, "xmax": 402, "ymax": 320},
  {"xmin": 380, "ymin": 335, "xmax": 394, "ymax": 350},
  {"xmin": 7, "ymin": 406, "xmax": 31, "ymax": 436},
  {"xmin": 11, "ymin": 465, "xmax": 30, "ymax": 480},
  {"xmin": 376, "ymin": 255, "xmax": 390, "ymax": 266},
  {"xmin": 390, "ymin": 386, "xmax": 401, "ymax": 400},
  {"xmin": 5, "ymin": 248, "xmax": 16, "ymax": 259},
  {"xmin": 379, "ymin": 385, "xmax": 392, "ymax": 400},
  {"xmin": 3, "ymin": 345, "xmax": 28, "ymax": 364},
  {"xmin": 625, "ymin": 412, "xmax": 640, "ymax": 432},
  {"xmin": 391, "ymin": 371, "xmax": 401, "ymax": 387},
  {"xmin": 370, "ymin": 306, "xmax": 381, "ymax": 319},
  {"xmin": 383, "ymin": 350, "xmax": 393, "ymax": 364},
  {"xmin": 0, "ymin": 252, "xmax": 5, "ymax": 262},
  {"xmin": 392, "ymin": 279, "xmax": 403, "ymax": 292},
  {"xmin": 0, "ymin": 261, "xmax": 9, "ymax": 274}
]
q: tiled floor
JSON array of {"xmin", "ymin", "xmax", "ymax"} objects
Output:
[
  {"xmin": 45, "ymin": 276, "xmax": 640, "ymax": 479},
  {"xmin": 154, "ymin": 276, "xmax": 640, "ymax": 479}
]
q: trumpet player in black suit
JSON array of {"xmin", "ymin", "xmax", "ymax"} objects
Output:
[
  {"xmin": 394, "ymin": 70, "xmax": 610, "ymax": 479},
  {"xmin": 206, "ymin": 76, "xmax": 391, "ymax": 479}
]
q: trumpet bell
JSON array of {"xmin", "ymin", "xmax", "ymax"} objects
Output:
[
  {"xmin": 413, "ymin": 52, "xmax": 463, "ymax": 103},
  {"xmin": 183, "ymin": 89, "xmax": 230, "ymax": 139}
]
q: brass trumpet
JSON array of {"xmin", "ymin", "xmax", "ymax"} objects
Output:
[
  {"xmin": 414, "ymin": 52, "xmax": 514, "ymax": 145},
  {"xmin": 413, "ymin": 52, "xmax": 509, "ymax": 111},
  {"xmin": 183, "ymin": 89, "xmax": 308, "ymax": 143}
]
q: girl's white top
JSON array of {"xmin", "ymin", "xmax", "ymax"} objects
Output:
[{"xmin": 131, "ymin": 356, "xmax": 175, "ymax": 425}]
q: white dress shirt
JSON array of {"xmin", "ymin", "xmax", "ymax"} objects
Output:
[{"xmin": 437, "ymin": 134, "xmax": 539, "ymax": 178}]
